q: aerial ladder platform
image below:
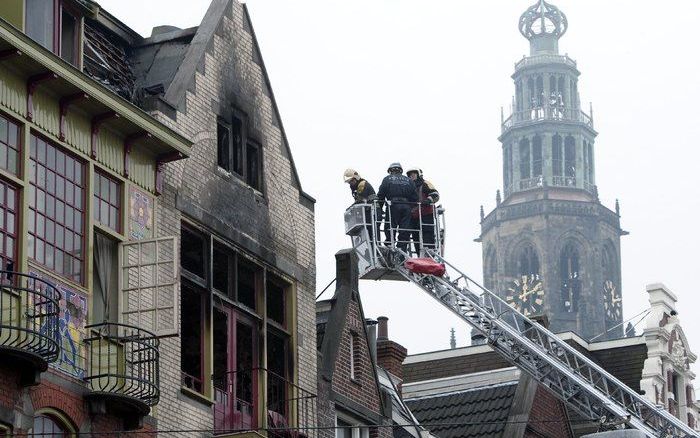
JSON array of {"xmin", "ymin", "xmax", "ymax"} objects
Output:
[{"xmin": 344, "ymin": 201, "xmax": 698, "ymax": 438}]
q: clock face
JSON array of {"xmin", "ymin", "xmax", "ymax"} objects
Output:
[
  {"xmin": 505, "ymin": 274, "xmax": 544, "ymax": 317},
  {"xmin": 603, "ymin": 280, "xmax": 622, "ymax": 321}
]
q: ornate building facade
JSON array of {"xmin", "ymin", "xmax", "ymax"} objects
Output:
[{"xmin": 479, "ymin": 0, "xmax": 625, "ymax": 340}]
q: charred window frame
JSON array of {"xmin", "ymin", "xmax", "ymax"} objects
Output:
[{"xmin": 216, "ymin": 111, "xmax": 262, "ymax": 192}]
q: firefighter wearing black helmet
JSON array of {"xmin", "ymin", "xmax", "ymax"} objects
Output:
[{"xmin": 377, "ymin": 162, "xmax": 417, "ymax": 251}]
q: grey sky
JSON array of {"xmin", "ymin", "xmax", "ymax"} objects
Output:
[{"xmin": 99, "ymin": 0, "xmax": 700, "ymax": 375}]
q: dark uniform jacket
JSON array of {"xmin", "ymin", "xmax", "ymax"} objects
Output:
[
  {"xmin": 377, "ymin": 174, "xmax": 418, "ymax": 203},
  {"xmin": 412, "ymin": 178, "xmax": 439, "ymax": 219},
  {"xmin": 350, "ymin": 179, "xmax": 376, "ymax": 204}
]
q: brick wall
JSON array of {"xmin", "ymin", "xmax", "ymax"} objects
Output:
[
  {"xmin": 525, "ymin": 386, "xmax": 572, "ymax": 438},
  {"xmin": 150, "ymin": 0, "xmax": 316, "ymax": 434},
  {"xmin": 331, "ymin": 300, "xmax": 382, "ymax": 413}
]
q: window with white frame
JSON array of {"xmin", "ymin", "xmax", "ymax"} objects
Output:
[
  {"xmin": 120, "ymin": 236, "xmax": 178, "ymax": 336},
  {"xmin": 336, "ymin": 414, "xmax": 369, "ymax": 438}
]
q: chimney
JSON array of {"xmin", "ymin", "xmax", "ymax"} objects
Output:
[{"xmin": 376, "ymin": 316, "xmax": 408, "ymax": 394}]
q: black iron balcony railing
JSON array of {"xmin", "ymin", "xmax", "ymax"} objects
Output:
[
  {"xmin": 84, "ymin": 322, "xmax": 160, "ymax": 408},
  {"xmin": 213, "ymin": 368, "xmax": 316, "ymax": 438},
  {"xmin": 0, "ymin": 271, "xmax": 61, "ymax": 365}
]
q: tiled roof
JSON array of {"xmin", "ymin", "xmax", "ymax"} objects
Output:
[{"xmin": 405, "ymin": 383, "xmax": 517, "ymax": 438}]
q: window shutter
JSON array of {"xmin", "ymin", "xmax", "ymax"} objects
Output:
[{"xmin": 119, "ymin": 236, "xmax": 178, "ymax": 336}]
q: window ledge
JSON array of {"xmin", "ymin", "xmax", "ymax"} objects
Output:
[
  {"xmin": 179, "ymin": 386, "xmax": 214, "ymax": 407},
  {"xmin": 216, "ymin": 166, "xmax": 232, "ymax": 179}
]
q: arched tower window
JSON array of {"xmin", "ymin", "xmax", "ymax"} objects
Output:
[
  {"xmin": 503, "ymin": 144, "xmax": 513, "ymax": 191},
  {"xmin": 552, "ymin": 134, "xmax": 563, "ymax": 177},
  {"xmin": 33, "ymin": 412, "xmax": 75, "ymax": 437},
  {"xmin": 558, "ymin": 77, "xmax": 565, "ymax": 106},
  {"xmin": 519, "ymin": 138, "xmax": 531, "ymax": 179},
  {"xmin": 560, "ymin": 242, "xmax": 581, "ymax": 313},
  {"xmin": 517, "ymin": 244, "xmax": 540, "ymax": 277},
  {"xmin": 587, "ymin": 141, "xmax": 594, "ymax": 183},
  {"xmin": 516, "ymin": 81, "xmax": 523, "ymax": 112},
  {"xmin": 536, "ymin": 76, "xmax": 544, "ymax": 106},
  {"xmin": 485, "ymin": 249, "xmax": 498, "ymax": 291},
  {"xmin": 549, "ymin": 75, "xmax": 557, "ymax": 93},
  {"xmin": 564, "ymin": 135, "xmax": 576, "ymax": 181},
  {"xmin": 527, "ymin": 77, "xmax": 535, "ymax": 108},
  {"xmin": 583, "ymin": 140, "xmax": 590, "ymax": 183},
  {"xmin": 532, "ymin": 135, "xmax": 543, "ymax": 177}
]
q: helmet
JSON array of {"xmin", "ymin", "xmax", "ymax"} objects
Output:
[
  {"xmin": 343, "ymin": 168, "xmax": 360, "ymax": 183},
  {"xmin": 387, "ymin": 162, "xmax": 403, "ymax": 173},
  {"xmin": 405, "ymin": 166, "xmax": 423, "ymax": 178}
]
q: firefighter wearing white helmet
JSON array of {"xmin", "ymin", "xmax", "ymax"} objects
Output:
[
  {"xmin": 343, "ymin": 168, "xmax": 376, "ymax": 204},
  {"xmin": 406, "ymin": 166, "xmax": 440, "ymax": 254},
  {"xmin": 377, "ymin": 162, "xmax": 417, "ymax": 252}
]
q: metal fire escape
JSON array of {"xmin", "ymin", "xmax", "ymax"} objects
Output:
[{"xmin": 344, "ymin": 201, "xmax": 698, "ymax": 438}]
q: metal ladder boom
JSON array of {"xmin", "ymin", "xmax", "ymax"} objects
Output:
[{"xmin": 391, "ymin": 249, "xmax": 698, "ymax": 438}]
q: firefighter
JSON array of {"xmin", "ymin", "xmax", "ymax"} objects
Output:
[
  {"xmin": 406, "ymin": 166, "xmax": 439, "ymax": 254},
  {"xmin": 377, "ymin": 162, "xmax": 417, "ymax": 252},
  {"xmin": 344, "ymin": 169, "xmax": 379, "ymax": 244}
]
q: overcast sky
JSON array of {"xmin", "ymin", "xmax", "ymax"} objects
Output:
[{"xmin": 99, "ymin": 0, "xmax": 700, "ymax": 377}]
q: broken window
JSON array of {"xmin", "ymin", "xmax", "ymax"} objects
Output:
[
  {"xmin": 28, "ymin": 134, "xmax": 85, "ymax": 283},
  {"xmin": 181, "ymin": 281, "xmax": 206, "ymax": 393},
  {"xmin": 267, "ymin": 329, "xmax": 290, "ymax": 415},
  {"xmin": 532, "ymin": 135, "xmax": 543, "ymax": 177},
  {"xmin": 237, "ymin": 259, "xmax": 259, "ymax": 310},
  {"xmin": 266, "ymin": 273, "xmax": 287, "ymax": 326},
  {"xmin": 217, "ymin": 121, "xmax": 231, "ymax": 171},
  {"xmin": 213, "ymin": 241, "xmax": 234, "ymax": 296},
  {"xmin": 246, "ymin": 141, "xmax": 261, "ymax": 191},
  {"xmin": 232, "ymin": 116, "xmax": 244, "ymax": 175},
  {"xmin": 552, "ymin": 134, "xmax": 563, "ymax": 177},
  {"xmin": 519, "ymin": 138, "xmax": 530, "ymax": 179},
  {"xmin": 181, "ymin": 225, "xmax": 206, "ymax": 281}
]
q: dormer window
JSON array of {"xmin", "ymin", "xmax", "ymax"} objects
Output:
[{"xmin": 25, "ymin": 0, "xmax": 79, "ymax": 65}]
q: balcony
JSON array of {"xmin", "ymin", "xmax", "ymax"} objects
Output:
[
  {"xmin": 504, "ymin": 176, "xmax": 595, "ymax": 198},
  {"xmin": 0, "ymin": 271, "xmax": 60, "ymax": 385},
  {"xmin": 514, "ymin": 53, "xmax": 577, "ymax": 71},
  {"xmin": 84, "ymin": 322, "xmax": 160, "ymax": 430},
  {"xmin": 213, "ymin": 368, "xmax": 316, "ymax": 438},
  {"xmin": 501, "ymin": 106, "xmax": 593, "ymax": 133}
]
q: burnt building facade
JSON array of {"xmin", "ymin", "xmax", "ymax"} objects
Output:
[{"xmin": 0, "ymin": 0, "xmax": 316, "ymax": 436}]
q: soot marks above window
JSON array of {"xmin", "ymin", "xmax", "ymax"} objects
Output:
[{"xmin": 216, "ymin": 111, "xmax": 262, "ymax": 192}]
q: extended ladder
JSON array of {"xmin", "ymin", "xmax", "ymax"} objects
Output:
[{"xmin": 344, "ymin": 202, "xmax": 698, "ymax": 438}]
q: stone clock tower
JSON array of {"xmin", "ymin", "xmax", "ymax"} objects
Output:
[{"xmin": 479, "ymin": 0, "xmax": 626, "ymax": 340}]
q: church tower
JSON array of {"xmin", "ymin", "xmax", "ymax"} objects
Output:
[{"xmin": 479, "ymin": 0, "xmax": 625, "ymax": 340}]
